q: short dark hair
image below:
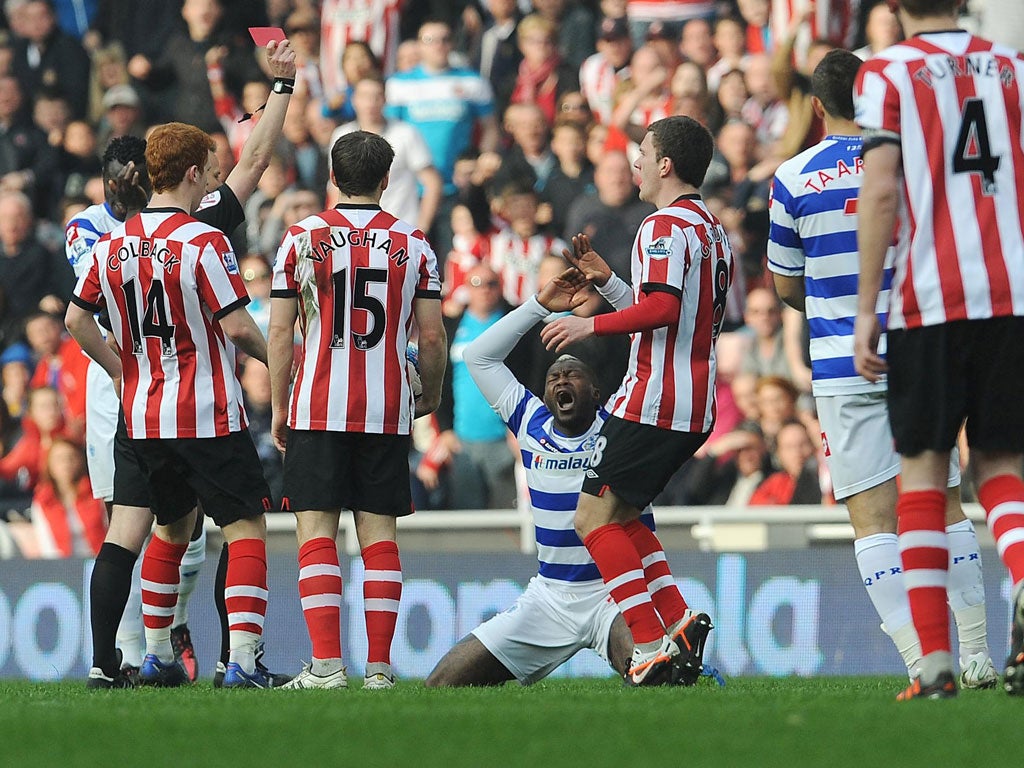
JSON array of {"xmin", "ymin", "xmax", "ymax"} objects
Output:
[
  {"xmin": 811, "ymin": 49, "xmax": 862, "ymax": 121},
  {"xmin": 330, "ymin": 131, "xmax": 394, "ymax": 197},
  {"xmin": 647, "ymin": 116, "xmax": 714, "ymax": 188},
  {"xmin": 101, "ymin": 135, "xmax": 147, "ymax": 180},
  {"xmin": 899, "ymin": 0, "xmax": 960, "ymax": 18}
]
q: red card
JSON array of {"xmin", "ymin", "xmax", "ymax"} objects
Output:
[{"xmin": 248, "ymin": 26, "xmax": 286, "ymax": 47}]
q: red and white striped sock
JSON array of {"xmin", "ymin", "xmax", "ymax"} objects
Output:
[
  {"xmin": 977, "ymin": 474, "xmax": 1024, "ymax": 587},
  {"xmin": 298, "ymin": 537, "xmax": 343, "ymax": 663},
  {"xmin": 362, "ymin": 540, "xmax": 403, "ymax": 666},
  {"xmin": 623, "ymin": 519, "xmax": 688, "ymax": 627},
  {"xmin": 141, "ymin": 535, "xmax": 187, "ymax": 663},
  {"xmin": 897, "ymin": 489, "xmax": 950, "ymax": 656},
  {"xmin": 225, "ymin": 538, "xmax": 268, "ymax": 674},
  {"xmin": 583, "ymin": 523, "xmax": 664, "ymax": 644}
]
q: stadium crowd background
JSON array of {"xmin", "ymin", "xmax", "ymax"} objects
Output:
[{"xmin": 0, "ymin": 0, "xmax": 1019, "ymax": 558}]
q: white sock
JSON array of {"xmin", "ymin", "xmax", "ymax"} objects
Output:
[
  {"xmin": 145, "ymin": 626, "xmax": 174, "ymax": 664},
  {"xmin": 854, "ymin": 533, "xmax": 919, "ymax": 671},
  {"xmin": 228, "ymin": 628, "xmax": 259, "ymax": 674},
  {"xmin": 173, "ymin": 528, "xmax": 206, "ymax": 627},
  {"xmin": 311, "ymin": 657, "xmax": 344, "ymax": 677},
  {"xmin": 945, "ymin": 519, "xmax": 990, "ymax": 657},
  {"xmin": 115, "ymin": 559, "xmax": 143, "ymax": 668}
]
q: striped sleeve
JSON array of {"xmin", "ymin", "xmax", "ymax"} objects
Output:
[
  {"xmin": 196, "ymin": 233, "xmax": 249, "ymax": 316},
  {"xmin": 270, "ymin": 228, "xmax": 300, "ymax": 298},
  {"xmin": 415, "ymin": 237, "xmax": 442, "ymax": 298},
  {"xmin": 854, "ymin": 57, "xmax": 902, "ymax": 140},
  {"xmin": 637, "ymin": 217, "xmax": 685, "ymax": 292},
  {"xmin": 767, "ymin": 176, "xmax": 805, "ymax": 276}
]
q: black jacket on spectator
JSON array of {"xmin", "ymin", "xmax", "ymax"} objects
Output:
[
  {"xmin": 12, "ymin": 28, "xmax": 91, "ymax": 120},
  {"xmin": 0, "ymin": 238, "xmax": 75, "ymax": 345},
  {"xmin": 0, "ymin": 121, "xmax": 58, "ymax": 216},
  {"xmin": 563, "ymin": 194, "xmax": 655, "ymax": 280},
  {"xmin": 142, "ymin": 31, "xmax": 260, "ymax": 134},
  {"xmin": 91, "ymin": 0, "xmax": 183, "ymax": 60}
]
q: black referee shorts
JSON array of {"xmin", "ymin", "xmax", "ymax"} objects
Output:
[{"xmin": 886, "ymin": 316, "xmax": 1024, "ymax": 456}]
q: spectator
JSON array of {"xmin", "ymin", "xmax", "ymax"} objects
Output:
[
  {"xmin": 749, "ymin": 419, "xmax": 823, "ymax": 505},
  {"xmin": 554, "ymin": 89, "xmax": 593, "ymax": 128},
  {"xmin": 707, "ymin": 15, "xmax": 748, "ymax": 93},
  {"xmin": 385, "ymin": 18, "xmax": 499, "ymax": 251},
  {"xmin": 127, "ymin": 0, "xmax": 260, "ymax": 133},
  {"xmin": 542, "ymin": 118, "xmax": 593, "ymax": 236},
  {"xmin": 771, "ymin": 9, "xmax": 835, "ymax": 159},
  {"xmin": 320, "ymin": 40, "xmax": 381, "ymax": 124},
  {"xmin": 740, "ymin": 286, "xmax": 791, "ymax": 379},
  {"xmin": 679, "ymin": 17, "xmax": 716, "ymax": 70},
  {"xmin": 608, "ymin": 44, "xmax": 671, "ymax": 151},
  {"xmin": 489, "ymin": 182, "xmax": 567, "ymax": 307},
  {"xmin": 738, "ymin": 0, "xmax": 773, "ymax": 55},
  {"xmin": 491, "ymin": 102, "xmax": 555, "ymax": 195},
  {"xmin": 0, "ymin": 75, "xmax": 58, "ymax": 216},
  {"xmin": 442, "ymin": 202, "xmax": 491, "ymax": 317},
  {"xmin": 238, "ymin": 253, "xmax": 272, "ymax": 338},
  {"xmin": 625, "ymin": 0, "xmax": 712, "ymax": 48},
  {"xmin": 532, "ymin": 0, "xmax": 596, "ymax": 73},
  {"xmin": 31, "ymin": 88, "xmax": 68, "ymax": 148},
  {"xmin": 853, "ymin": 0, "xmax": 901, "ymax": 61},
  {"xmin": 328, "ymin": 75, "xmax": 443, "ymax": 235},
  {"xmin": 23, "ymin": 310, "xmax": 87, "ymax": 433},
  {"xmin": 283, "ymin": 7, "xmax": 322, "ymax": 101},
  {"xmin": 56, "ymin": 119, "xmax": 102, "ymax": 200},
  {"xmin": 579, "ymin": 15, "xmax": 633, "ymax": 126},
  {"xmin": 0, "ymin": 191, "xmax": 75, "ymax": 345},
  {"xmin": 731, "ymin": 371, "xmax": 759, "ymax": 424},
  {"xmin": 467, "ymin": 0, "xmax": 522, "ymax": 116},
  {"xmin": 0, "ymin": 341, "xmax": 32, "ymax": 419},
  {"xmin": 509, "ymin": 13, "xmax": 578, "ymax": 126},
  {"xmin": 86, "ymin": 41, "xmax": 128, "ymax": 125},
  {"xmin": 563, "ymin": 149, "xmax": 653, "ymax": 280},
  {"xmin": 740, "ymin": 53, "xmax": 789, "ymax": 158},
  {"xmin": 320, "ymin": 0, "xmax": 403, "ymax": 99},
  {"xmin": 11, "ymin": 0, "xmax": 91, "ymax": 119},
  {"xmin": 95, "ymin": 83, "xmax": 144, "ymax": 147},
  {"xmin": 676, "ymin": 421, "xmax": 770, "ymax": 506},
  {"xmin": 30, "ymin": 435, "xmax": 106, "ymax": 557},
  {"xmin": 0, "ymin": 384, "xmax": 64, "ymax": 496},
  {"xmin": 670, "ymin": 59, "xmax": 713, "ymax": 126},
  {"xmin": 437, "ymin": 264, "xmax": 518, "ymax": 509},
  {"xmin": 755, "ymin": 374, "xmax": 799, "ymax": 449}
]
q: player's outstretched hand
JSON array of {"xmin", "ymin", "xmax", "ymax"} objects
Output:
[
  {"xmin": 853, "ymin": 311, "xmax": 887, "ymax": 383},
  {"xmin": 107, "ymin": 160, "xmax": 148, "ymax": 221},
  {"xmin": 537, "ymin": 267, "xmax": 590, "ymax": 313},
  {"xmin": 272, "ymin": 411, "xmax": 288, "ymax": 454},
  {"xmin": 266, "ymin": 39, "xmax": 297, "ymax": 80},
  {"xmin": 540, "ymin": 314, "xmax": 596, "ymax": 352},
  {"xmin": 564, "ymin": 234, "xmax": 611, "ymax": 287}
]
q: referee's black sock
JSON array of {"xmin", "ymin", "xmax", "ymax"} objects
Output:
[
  {"xmin": 90, "ymin": 543, "xmax": 137, "ymax": 676},
  {"xmin": 215, "ymin": 541, "xmax": 230, "ymax": 666}
]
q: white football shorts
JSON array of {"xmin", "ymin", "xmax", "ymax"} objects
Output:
[
  {"xmin": 84, "ymin": 359, "xmax": 120, "ymax": 502},
  {"xmin": 817, "ymin": 391, "xmax": 960, "ymax": 501},
  {"xmin": 471, "ymin": 576, "xmax": 619, "ymax": 685}
]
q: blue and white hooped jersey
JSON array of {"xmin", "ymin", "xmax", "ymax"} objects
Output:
[
  {"xmin": 65, "ymin": 202, "xmax": 121, "ymax": 278},
  {"xmin": 767, "ymin": 135, "xmax": 893, "ymax": 396},
  {"xmin": 498, "ymin": 385, "xmax": 655, "ymax": 585}
]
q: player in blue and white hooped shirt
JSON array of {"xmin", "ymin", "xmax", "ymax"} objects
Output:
[
  {"xmin": 767, "ymin": 50, "xmax": 996, "ymax": 689},
  {"xmin": 426, "ymin": 268, "xmax": 711, "ymax": 686}
]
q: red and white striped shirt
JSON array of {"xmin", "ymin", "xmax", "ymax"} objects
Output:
[
  {"xmin": 488, "ymin": 230, "xmax": 567, "ymax": 307},
  {"xmin": 607, "ymin": 196, "xmax": 734, "ymax": 433},
  {"xmin": 320, "ymin": 0, "xmax": 403, "ymax": 97},
  {"xmin": 579, "ymin": 53, "xmax": 629, "ymax": 126},
  {"xmin": 271, "ymin": 204, "xmax": 441, "ymax": 435},
  {"xmin": 72, "ymin": 209, "xmax": 251, "ymax": 439},
  {"xmin": 854, "ymin": 32, "xmax": 1024, "ymax": 330}
]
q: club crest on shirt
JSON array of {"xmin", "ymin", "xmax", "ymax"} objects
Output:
[
  {"xmin": 222, "ymin": 250, "xmax": 239, "ymax": 274},
  {"xmin": 645, "ymin": 237, "xmax": 671, "ymax": 259}
]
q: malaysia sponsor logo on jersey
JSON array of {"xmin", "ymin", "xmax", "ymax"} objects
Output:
[
  {"xmin": 531, "ymin": 450, "xmax": 592, "ymax": 472},
  {"xmin": 645, "ymin": 236, "xmax": 671, "ymax": 259}
]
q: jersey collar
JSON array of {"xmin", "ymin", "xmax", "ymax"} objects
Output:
[{"xmin": 333, "ymin": 203, "xmax": 381, "ymax": 210}]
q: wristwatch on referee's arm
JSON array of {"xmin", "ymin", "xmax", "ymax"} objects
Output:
[{"xmin": 273, "ymin": 77, "xmax": 295, "ymax": 95}]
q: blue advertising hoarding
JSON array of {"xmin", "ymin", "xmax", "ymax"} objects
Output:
[{"xmin": 0, "ymin": 549, "xmax": 1014, "ymax": 680}]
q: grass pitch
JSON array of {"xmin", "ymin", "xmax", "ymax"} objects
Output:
[{"xmin": 1, "ymin": 676, "xmax": 1015, "ymax": 768}]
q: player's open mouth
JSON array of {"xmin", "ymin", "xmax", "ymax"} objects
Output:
[{"xmin": 555, "ymin": 389, "xmax": 575, "ymax": 411}]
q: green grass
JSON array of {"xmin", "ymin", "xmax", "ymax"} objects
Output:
[{"xmin": 0, "ymin": 676, "xmax": 1016, "ymax": 768}]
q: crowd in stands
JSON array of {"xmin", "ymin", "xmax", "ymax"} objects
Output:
[{"xmin": 0, "ymin": 0, "xmax": 1015, "ymax": 557}]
